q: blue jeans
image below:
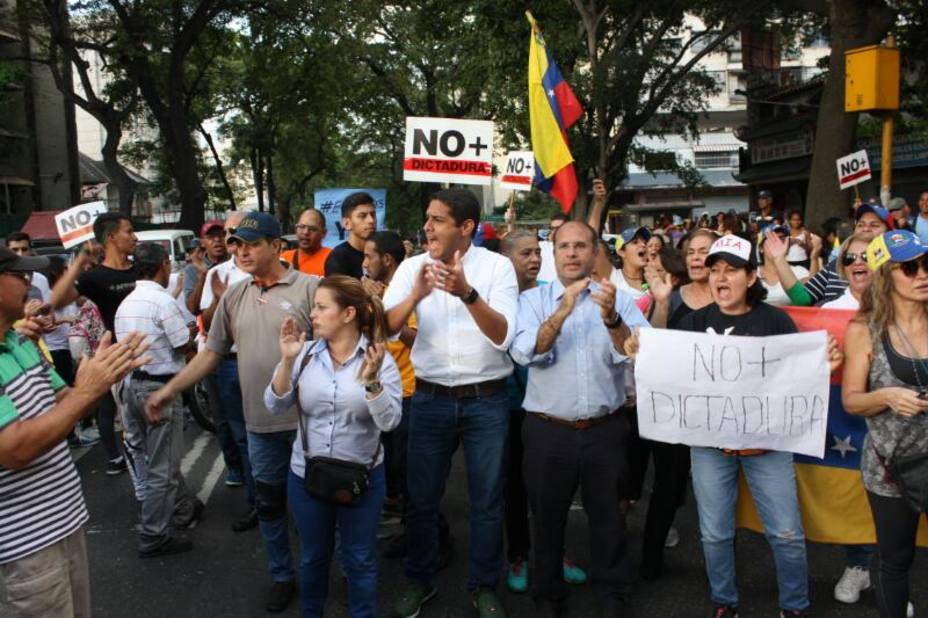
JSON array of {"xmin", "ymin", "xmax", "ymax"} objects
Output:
[
  {"xmin": 204, "ymin": 370, "xmax": 242, "ymax": 479},
  {"xmin": 288, "ymin": 465, "xmax": 385, "ymax": 618},
  {"xmin": 247, "ymin": 429, "xmax": 297, "ymax": 583},
  {"xmin": 845, "ymin": 544, "xmax": 875, "ymax": 569},
  {"xmin": 405, "ymin": 389, "xmax": 509, "ymax": 591},
  {"xmin": 690, "ymin": 447, "xmax": 809, "ymax": 611},
  {"xmin": 216, "ymin": 359, "xmax": 255, "ymax": 506}
]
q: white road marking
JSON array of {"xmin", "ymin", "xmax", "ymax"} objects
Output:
[
  {"xmin": 197, "ymin": 453, "xmax": 226, "ymax": 504},
  {"xmin": 180, "ymin": 434, "xmax": 211, "ymax": 476}
]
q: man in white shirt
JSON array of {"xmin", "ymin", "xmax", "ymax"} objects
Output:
[
  {"xmin": 385, "ymin": 189, "xmax": 518, "ymax": 618},
  {"xmin": 115, "ymin": 243, "xmax": 197, "ymax": 558}
]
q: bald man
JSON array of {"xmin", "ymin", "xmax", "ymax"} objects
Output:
[{"xmin": 282, "ymin": 208, "xmax": 331, "ymax": 276}]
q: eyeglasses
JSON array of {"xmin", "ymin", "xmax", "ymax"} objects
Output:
[
  {"xmin": 896, "ymin": 255, "xmax": 928, "ymax": 278},
  {"xmin": 295, "ymin": 224, "xmax": 322, "ymax": 233},
  {"xmin": 842, "ymin": 252, "xmax": 866, "ymax": 267},
  {"xmin": 224, "ymin": 228, "xmax": 236, "ymax": 236}
]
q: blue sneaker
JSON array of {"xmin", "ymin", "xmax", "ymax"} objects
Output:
[
  {"xmin": 225, "ymin": 469, "xmax": 244, "ymax": 487},
  {"xmin": 507, "ymin": 557, "xmax": 528, "ymax": 593},
  {"xmin": 563, "ymin": 558, "xmax": 587, "ymax": 585}
]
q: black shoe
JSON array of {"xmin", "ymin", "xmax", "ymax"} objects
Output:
[
  {"xmin": 232, "ymin": 508, "xmax": 258, "ymax": 532},
  {"xmin": 186, "ymin": 498, "xmax": 205, "ymax": 529},
  {"xmin": 138, "ymin": 534, "xmax": 193, "ymax": 559},
  {"xmin": 383, "ymin": 531, "xmax": 406, "ymax": 559},
  {"xmin": 106, "ymin": 456, "xmax": 128, "ymax": 476},
  {"xmin": 712, "ymin": 604, "xmax": 738, "ymax": 618},
  {"xmin": 265, "ymin": 580, "xmax": 296, "ymax": 613}
]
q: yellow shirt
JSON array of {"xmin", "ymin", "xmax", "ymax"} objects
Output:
[{"xmin": 386, "ymin": 314, "xmax": 416, "ymax": 398}]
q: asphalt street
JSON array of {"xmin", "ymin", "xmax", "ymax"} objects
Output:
[{"xmin": 74, "ymin": 422, "xmax": 928, "ymax": 617}]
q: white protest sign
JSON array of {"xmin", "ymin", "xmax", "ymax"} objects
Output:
[
  {"xmin": 635, "ymin": 328, "xmax": 830, "ymax": 458},
  {"xmin": 55, "ymin": 201, "xmax": 108, "ymax": 249},
  {"xmin": 403, "ymin": 117, "xmax": 494, "ymax": 186},
  {"xmin": 836, "ymin": 149, "xmax": 871, "ymax": 190},
  {"xmin": 500, "ymin": 151, "xmax": 535, "ymax": 191}
]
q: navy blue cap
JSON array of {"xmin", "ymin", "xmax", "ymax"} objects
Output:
[
  {"xmin": 758, "ymin": 190, "xmax": 772, "ymax": 199},
  {"xmin": 615, "ymin": 226, "xmax": 651, "ymax": 251},
  {"xmin": 231, "ymin": 212, "xmax": 281, "ymax": 243}
]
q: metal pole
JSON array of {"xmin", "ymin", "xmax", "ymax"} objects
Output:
[{"xmin": 880, "ymin": 35, "xmax": 896, "ymax": 206}]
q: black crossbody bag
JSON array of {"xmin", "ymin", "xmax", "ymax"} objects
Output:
[{"xmin": 294, "ymin": 344, "xmax": 380, "ymax": 506}]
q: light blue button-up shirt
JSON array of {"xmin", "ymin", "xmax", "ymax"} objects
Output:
[
  {"xmin": 264, "ymin": 336, "xmax": 402, "ymax": 478},
  {"xmin": 510, "ymin": 280, "xmax": 649, "ymax": 420}
]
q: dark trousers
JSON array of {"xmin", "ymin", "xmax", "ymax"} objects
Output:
[
  {"xmin": 523, "ymin": 413, "xmax": 631, "ymax": 604},
  {"xmin": 97, "ymin": 390, "xmax": 121, "ymax": 461},
  {"xmin": 506, "ymin": 408, "xmax": 530, "ymax": 563},
  {"xmin": 640, "ymin": 441, "xmax": 690, "ymax": 576},
  {"xmin": 50, "ymin": 349, "xmax": 74, "ymax": 385},
  {"xmin": 383, "ymin": 397, "xmax": 410, "ymax": 500},
  {"xmin": 622, "ymin": 404, "xmax": 648, "ymax": 501},
  {"xmin": 867, "ymin": 491, "xmax": 925, "ymax": 618}
]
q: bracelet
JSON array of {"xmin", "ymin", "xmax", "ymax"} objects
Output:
[{"xmin": 603, "ymin": 313, "xmax": 623, "ymax": 330}]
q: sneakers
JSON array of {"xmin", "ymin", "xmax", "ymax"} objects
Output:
[
  {"xmin": 265, "ymin": 580, "xmax": 296, "ymax": 613},
  {"xmin": 712, "ymin": 604, "xmax": 738, "ymax": 618},
  {"xmin": 106, "ymin": 456, "xmax": 128, "ymax": 476},
  {"xmin": 138, "ymin": 534, "xmax": 193, "ymax": 559},
  {"xmin": 834, "ymin": 565, "xmax": 871, "ymax": 603},
  {"xmin": 908, "ymin": 602, "xmax": 915, "ymax": 618},
  {"xmin": 231, "ymin": 508, "xmax": 258, "ymax": 532},
  {"xmin": 224, "ymin": 469, "xmax": 244, "ymax": 487},
  {"xmin": 507, "ymin": 557, "xmax": 528, "ymax": 593},
  {"xmin": 563, "ymin": 558, "xmax": 587, "ymax": 585},
  {"xmin": 665, "ymin": 526, "xmax": 680, "ymax": 548},
  {"xmin": 394, "ymin": 581, "xmax": 436, "ymax": 618},
  {"xmin": 473, "ymin": 589, "xmax": 506, "ymax": 618}
]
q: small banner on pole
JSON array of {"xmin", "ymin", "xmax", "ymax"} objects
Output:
[
  {"xmin": 836, "ymin": 149, "xmax": 872, "ymax": 190},
  {"xmin": 403, "ymin": 117, "xmax": 494, "ymax": 186},
  {"xmin": 55, "ymin": 201, "xmax": 108, "ymax": 249},
  {"xmin": 499, "ymin": 151, "xmax": 535, "ymax": 191}
]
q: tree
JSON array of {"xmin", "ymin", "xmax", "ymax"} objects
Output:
[{"xmin": 778, "ymin": 0, "xmax": 896, "ymax": 230}]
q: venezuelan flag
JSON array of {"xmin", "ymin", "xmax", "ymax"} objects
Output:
[
  {"xmin": 526, "ymin": 12, "xmax": 583, "ymax": 214},
  {"xmin": 736, "ymin": 307, "xmax": 928, "ymax": 546}
]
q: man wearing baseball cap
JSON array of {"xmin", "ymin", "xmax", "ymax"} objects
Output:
[
  {"xmin": 182, "ymin": 219, "xmax": 234, "ymax": 315},
  {"xmin": 145, "ymin": 211, "xmax": 319, "ymax": 613},
  {"xmin": 0, "ymin": 245, "xmax": 151, "ymax": 617}
]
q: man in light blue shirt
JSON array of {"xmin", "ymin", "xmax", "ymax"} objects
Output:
[
  {"xmin": 915, "ymin": 191, "xmax": 928, "ymax": 245},
  {"xmin": 509, "ymin": 220, "xmax": 648, "ymax": 617}
]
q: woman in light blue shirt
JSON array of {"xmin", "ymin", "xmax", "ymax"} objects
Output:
[{"xmin": 265, "ymin": 275, "xmax": 402, "ymax": 618}]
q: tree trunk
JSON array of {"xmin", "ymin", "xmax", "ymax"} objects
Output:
[
  {"xmin": 267, "ymin": 153, "xmax": 276, "ymax": 217},
  {"xmin": 803, "ymin": 0, "xmax": 895, "ymax": 232},
  {"xmin": 100, "ymin": 116, "xmax": 136, "ymax": 216},
  {"xmin": 252, "ymin": 148, "xmax": 265, "ymax": 212},
  {"xmin": 199, "ymin": 123, "xmax": 236, "ymax": 211}
]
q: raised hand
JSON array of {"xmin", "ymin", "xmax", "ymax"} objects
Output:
[
  {"xmin": 764, "ymin": 232, "xmax": 789, "ymax": 262},
  {"xmin": 210, "ymin": 272, "xmax": 229, "ymax": 300},
  {"xmin": 76, "ymin": 331, "xmax": 151, "ymax": 401},
  {"xmin": 645, "ymin": 265, "xmax": 673, "ymax": 303},
  {"xmin": 590, "ymin": 278, "xmax": 618, "ymax": 322},
  {"xmin": 411, "ymin": 263, "xmax": 434, "ymax": 303},
  {"xmin": 358, "ymin": 343, "xmax": 387, "ymax": 385},
  {"xmin": 592, "ymin": 178, "xmax": 606, "ymax": 202},
  {"xmin": 279, "ymin": 316, "xmax": 306, "ymax": 361}
]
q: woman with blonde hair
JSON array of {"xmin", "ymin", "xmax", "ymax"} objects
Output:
[
  {"xmin": 265, "ymin": 275, "xmax": 402, "ymax": 617},
  {"xmin": 843, "ymin": 230, "xmax": 928, "ymax": 618}
]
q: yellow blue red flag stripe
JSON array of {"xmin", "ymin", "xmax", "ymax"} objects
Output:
[{"xmin": 526, "ymin": 11, "xmax": 583, "ymax": 213}]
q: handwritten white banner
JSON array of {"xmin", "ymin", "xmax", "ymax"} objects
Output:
[{"xmin": 635, "ymin": 328, "xmax": 830, "ymax": 458}]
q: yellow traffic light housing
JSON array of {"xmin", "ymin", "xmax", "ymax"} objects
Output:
[{"xmin": 845, "ymin": 44, "xmax": 900, "ymax": 112}]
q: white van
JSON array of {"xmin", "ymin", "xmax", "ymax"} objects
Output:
[{"xmin": 135, "ymin": 229, "xmax": 196, "ymax": 272}]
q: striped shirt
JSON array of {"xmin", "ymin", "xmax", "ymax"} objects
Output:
[
  {"xmin": 0, "ymin": 330, "xmax": 86, "ymax": 564},
  {"xmin": 114, "ymin": 280, "xmax": 192, "ymax": 375},
  {"xmin": 802, "ymin": 259, "xmax": 848, "ymax": 304}
]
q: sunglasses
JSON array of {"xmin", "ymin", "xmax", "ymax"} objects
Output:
[
  {"xmin": 842, "ymin": 252, "xmax": 866, "ymax": 267},
  {"xmin": 896, "ymin": 255, "xmax": 928, "ymax": 277}
]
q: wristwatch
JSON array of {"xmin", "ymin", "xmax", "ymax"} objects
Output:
[
  {"xmin": 364, "ymin": 381, "xmax": 383, "ymax": 394},
  {"xmin": 461, "ymin": 287, "xmax": 480, "ymax": 305},
  {"xmin": 603, "ymin": 312, "xmax": 623, "ymax": 330}
]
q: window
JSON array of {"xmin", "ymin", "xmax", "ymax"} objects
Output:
[
  {"xmin": 644, "ymin": 152, "xmax": 677, "ymax": 171},
  {"xmin": 694, "ymin": 151, "xmax": 738, "ymax": 169}
]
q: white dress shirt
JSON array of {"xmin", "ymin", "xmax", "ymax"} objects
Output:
[
  {"xmin": 383, "ymin": 244, "xmax": 518, "ymax": 386},
  {"xmin": 114, "ymin": 280, "xmax": 191, "ymax": 375}
]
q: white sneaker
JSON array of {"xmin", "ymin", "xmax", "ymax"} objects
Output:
[
  {"xmin": 908, "ymin": 601, "xmax": 915, "ymax": 618},
  {"xmin": 664, "ymin": 526, "xmax": 680, "ymax": 548},
  {"xmin": 834, "ymin": 566, "xmax": 871, "ymax": 603}
]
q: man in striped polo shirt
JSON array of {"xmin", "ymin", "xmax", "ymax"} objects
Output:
[{"xmin": 0, "ymin": 246, "xmax": 149, "ymax": 617}]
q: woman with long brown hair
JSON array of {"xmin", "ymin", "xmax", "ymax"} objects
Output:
[
  {"xmin": 843, "ymin": 230, "xmax": 928, "ymax": 618},
  {"xmin": 265, "ymin": 275, "xmax": 402, "ymax": 617}
]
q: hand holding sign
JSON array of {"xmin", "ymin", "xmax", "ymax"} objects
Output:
[{"xmin": 55, "ymin": 201, "xmax": 108, "ymax": 249}]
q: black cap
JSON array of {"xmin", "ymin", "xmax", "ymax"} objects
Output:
[{"xmin": 0, "ymin": 246, "xmax": 48, "ymax": 274}]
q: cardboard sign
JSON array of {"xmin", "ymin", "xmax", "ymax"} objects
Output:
[
  {"xmin": 55, "ymin": 201, "xmax": 108, "ymax": 249},
  {"xmin": 635, "ymin": 328, "xmax": 830, "ymax": 458},
  {"xmin": 312, "ymin": 188, "xmax": 387, "ymax": 249},
  {"xmin": 403, "ymin": 117, "xmax": 494, "ymax": 185},
  {"xmin": 499, "ymin": 151, "xmax": 535, "ymax": 191},
  {"xmin": 836, "ymin": 149, "xmax": 871, "ymax": 190}
]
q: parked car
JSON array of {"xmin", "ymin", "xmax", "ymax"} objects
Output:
[{"xmin": 134, "ymin": 229, "xmax": 196, "ymax": 272}]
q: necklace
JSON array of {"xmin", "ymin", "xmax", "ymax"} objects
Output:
[{"xmin": 892, "ymin": 323, "xmax": 928, "ymax": 392}]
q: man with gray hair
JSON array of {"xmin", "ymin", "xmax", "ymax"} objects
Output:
[{"xmin": 115, "ymin": 243, "xmax": 198, "ymax": 558}]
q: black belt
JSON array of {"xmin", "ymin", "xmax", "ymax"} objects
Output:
[
  {"xmin": 415, "ymin": 378, "xmax": 506, "ymax": 399},
  {"xmin": 530, "ymin": 411, "xmax": 620, "ymax": 430},
  {"xmin": 133, "ymin": 370, "xmax": 172, "ymax": 384}
]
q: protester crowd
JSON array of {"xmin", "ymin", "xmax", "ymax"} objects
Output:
[{"xmin": 1, "ymin": 185, "xmax": 927, "ymax": 618}]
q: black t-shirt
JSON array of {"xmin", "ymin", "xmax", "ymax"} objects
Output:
[
  {"xmin": 676, "ymin": 302, "xmax": 797, "ymax": 338},
  {"xmin": 75, "ymin": 265, "xmax": 138, "ymax": 334},
  {"xmin": 324, "ymin": 241, "xmax": 365, "ymax": 279},
  {"xmin": 667, "ymin": 289, "xmax": 695, "ymax": 330}
]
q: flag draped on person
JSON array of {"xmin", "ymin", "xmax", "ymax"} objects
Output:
[
  {"xmin": 735, "ymin": 307, "xmax": 928, "ymax": 546},
  {"xmin": 526, "ymin": 11, "xmax": 583, "ymax": 214}
]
